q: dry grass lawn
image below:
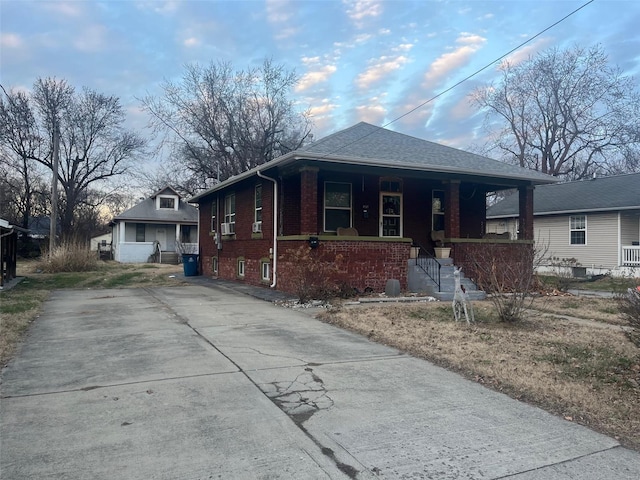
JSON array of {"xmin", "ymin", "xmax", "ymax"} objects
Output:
[{"xmin": 319, "ymin": 297, "xmax": 640, "ymax": 451}]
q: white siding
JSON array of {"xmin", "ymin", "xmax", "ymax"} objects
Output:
[{"xmin": 535, "ymin": 213, "xmax": 618, "ymax": 269}]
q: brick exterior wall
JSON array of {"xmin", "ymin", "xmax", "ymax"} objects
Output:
[
  {"xmin": 195, "ymin": 166, "xmax": 517, "ymax": 298},
  {"xmin": 453, "ymin": 241, "xmax": 534, "ymax": 290},
  {"xmin": 276, "ymin": 239, "xmax": 411, "ymax": 295}
]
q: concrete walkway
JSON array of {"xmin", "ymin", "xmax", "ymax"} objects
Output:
[{"xmin": 1, "ymin": 283, "xmax": 639, "ymax": 479}]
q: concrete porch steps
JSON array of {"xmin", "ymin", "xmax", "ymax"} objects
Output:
[
  {"xmin": 160, "ymin": 252, "xmax": 180, "ymax": 265},
  {"xmin": 408, "ymin": 257, "xmax": 486, "ymax": 301}
]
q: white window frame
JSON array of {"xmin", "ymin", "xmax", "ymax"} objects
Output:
[
  {"xmin": 157, "ymin": 195, "xmax": 178, "ymax": 210},
  {"xmin": 261, "ymin": 261, "xmax": 270, "ymax": 281},
  {"xmin": 237, "ymin": 258, "xmax": 245, "ymax": 277},
  {"xmin": 570, "ymin": 215, "xmax": 587, "ymax": 245},
  {"xmin": 212, "ymin": 256, "xmax": 218, "ymax": 274},
  {"xmin": 324, "ymin": 182, "xmax": 352, "ymax": 232},
  {"xmin": 254, "ymin": 184, "xmax": 262, "ymax": 224},
  {"xmin": 224, "ymin": 193, "xmax": 236, "ymax": 233}
]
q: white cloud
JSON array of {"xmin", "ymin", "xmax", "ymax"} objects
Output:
[
  {"xmin": 501, "ymin": 37, "xmax": 554, "ymax": 66},
  {"xmin": 266, "ymin": 0, "xmax": 293, "ymax": 22},
  {"xmin": 344, "ymin": 0, "xmax": 383, "ymax": 28},
  {"xmin": 265, "ymin": 0, "xmax": 298, "ymax": 39},
  {"xmin": 43, "ymin": 1, "xmax": 83, "ymax": 17},
  {"xmin": 1, "ymin": 33, "xmax": 23, "ymax": 48},
  {"xmin": 296, "ymin": 64, "xmax": 338, "ymax": 92},
  {"xmin": 356, "ymin": 54, "xmax": 410, "ymax": 90},
  {"xmin": 183, "ymin": 37, "xmax": 201, "ymax": 48},
  {"xmin": 423, "ymin": 33, "xmax": 486, "ymax": 89},
  {"xmin": 355, "ymin": 102, "xmax": 386, "ymax": 124},
  {"xmin": 136, "ymin": 1, "xmax": 180, "ymax": 15},
  {"xmin": 73, "ymin": 25, "xmax": 108, "ymax": 52}
]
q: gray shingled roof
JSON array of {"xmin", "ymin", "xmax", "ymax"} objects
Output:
[
  {"xmin": 487, "ymin": 173, "xmax": 640, "ymax": 218},
  {"xmin": 299, "ymin": 122, "xmax": 556, "ymax": 181},
  {"xmin": 114, "ymin": 195, "xmax": 198, "ymax": 223},
  {"xmin": 189, "ymin": 122, "xmax": 556, "ymax": 202}
]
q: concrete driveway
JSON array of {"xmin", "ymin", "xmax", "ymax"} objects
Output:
[{"xmin": 1, "ymin": 283, "xmax": 639, "ymax": 479}]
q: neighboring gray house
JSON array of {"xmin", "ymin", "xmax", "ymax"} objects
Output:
[
  {"xmin": 486, "ymin": 173, "xmax": 640, "ymax": 276},
  {"xmin": 111, "ymin": 186, "xmax": 198, "ymax": 263}
]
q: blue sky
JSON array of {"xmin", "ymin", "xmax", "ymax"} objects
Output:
[{"xmin": 1, "ymin": 0, "xmax": 639, "ymax": 154}]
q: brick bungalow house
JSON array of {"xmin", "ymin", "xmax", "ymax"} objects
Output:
[{"xmin": 188, "ymin": 122, "xmax": 556, "ymax": 295}]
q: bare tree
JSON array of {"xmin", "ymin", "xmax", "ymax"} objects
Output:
[
  {"xmin": 141, "ymin": 59, "xmax": 313, "ymax": 194},
  {"xmin": 472, "ymin": 44, "xmax": 640, "ymax": 179},
  {"xmin": 0, "ymin": 78, "xmax": 146, "ymax": 241},
  {"xmin": 0, "ymin": 86, "xmax": 49, "ymax": 230}
]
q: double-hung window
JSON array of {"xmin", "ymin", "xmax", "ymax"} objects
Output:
[
  {"xmin": 570, "ymin": 215, "xmax": 586, "ymax": 245},
  {"xmin": 224, "ymin": 193, "xmax": 236, "ymax": 234},
  {"xmin": 255, "ymin": 184, "xmax": 262, "ymax": 224},
  {"xmin": 324, "ymin": 182, "xmax": 352, "ymax": 232}
]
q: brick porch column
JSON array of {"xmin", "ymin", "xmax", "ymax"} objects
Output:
[
  {"xmin": 444, "ymin": 180, "xmax": 460, "ymax": 239},
  {"xmin": 300, "ymin": 166, "xmax": 319, "ymax": 235},
  {"xmin": 518, "ymin": 185, "xmax": 534, "ymax": 240}
]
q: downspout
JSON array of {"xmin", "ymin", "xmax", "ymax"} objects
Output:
[{"xmin": 257, "ymin": 170, "xmax": 278, "ymax": 288}]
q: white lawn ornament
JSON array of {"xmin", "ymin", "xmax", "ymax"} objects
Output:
[{"xmin": 453, "ymin": 267, "xmax": 474, "ymax": 324}]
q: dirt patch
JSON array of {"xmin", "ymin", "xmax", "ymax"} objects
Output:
[{"xmin": 318, "ymin": 299, "xmax": 640, "ymax": 451}]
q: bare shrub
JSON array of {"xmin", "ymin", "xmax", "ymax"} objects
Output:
[
  {"xmin": 618, "ymin": 288, "xmax": 640, "ymax": 347},
  {"xmin": 467, "ymin": 243, "xmax": 539, "ymax": 323},
  {"xmin": 282, "ymin": 246, "xmax": 345, "ymax": 303},
  {"xmin": 40, "ymin": 241, "xmax": 98, "ymax": 273}
]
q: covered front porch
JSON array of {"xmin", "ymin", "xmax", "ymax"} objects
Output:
[
  {"xmin": 278, "ymin": 164, "xmax": 537, "ymax": 293},
  {"xmin": 112, "ymin": 221, "xmax": 198, "ymax": 264}
]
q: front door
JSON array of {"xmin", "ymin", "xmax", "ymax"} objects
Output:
[
  {"xmin": 156, "ymin": 228, "xmax": 167, "ymax": 250},
  {"xmin": 380, "ymin": 193, "xmax": 402, "ymax": 237}
]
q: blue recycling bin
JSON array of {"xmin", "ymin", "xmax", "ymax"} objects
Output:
[{"xmin": 182, "ymin": 254, "xmax": 199, "ymax": 276}]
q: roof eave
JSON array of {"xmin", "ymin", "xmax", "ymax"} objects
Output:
[{"xmin": 187, "ymin": 152, "xmax": 556, "ymax": 203}]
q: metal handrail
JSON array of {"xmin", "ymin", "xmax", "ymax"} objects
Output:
[{"xmin": 414, "ymin": 242, "xmax": 441, "ymax": 291}]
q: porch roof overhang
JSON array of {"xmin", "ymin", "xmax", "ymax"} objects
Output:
[{"xmin": 188, "ymin": 151, "xmax": 557, "ymax": 203}]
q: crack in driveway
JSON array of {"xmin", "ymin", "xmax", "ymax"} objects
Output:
[{"xmin": 262, "ymin": 367, "xmax": 335, "ymax": 424}]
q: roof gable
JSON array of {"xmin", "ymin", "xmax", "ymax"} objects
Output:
[
  {"xmin": 113, "ymin": 186, "xmax": 198, "ymax": 223},
  {"xmin": 487, "ymin": 173, "xmax": 640, "ymax": 217}
]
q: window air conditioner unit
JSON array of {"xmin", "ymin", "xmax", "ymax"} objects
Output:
[
  {"xmin": 252, "ymin": 221, "xmax": 262, "ymax": 233},
  {"xmin": 220, "ymin": 223, "xmax": 232, "ymax": 235}
]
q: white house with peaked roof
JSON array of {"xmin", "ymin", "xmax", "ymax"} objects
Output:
[
  {"xmin": 111, "ymin": 186, "xmax": 199, "ymax": 263},
  {"xmin": 486, "ymin": 173, "xmax": 640, "ymax": 277}
]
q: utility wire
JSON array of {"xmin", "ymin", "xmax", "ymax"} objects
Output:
[{"xmin": 313, "ymin": 0, "xmax": 595, "ymax": 157}]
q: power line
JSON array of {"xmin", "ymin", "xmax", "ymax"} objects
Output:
[{"xmin": 314, "ymin": 0, "xmax": 595, "ymax": 157}]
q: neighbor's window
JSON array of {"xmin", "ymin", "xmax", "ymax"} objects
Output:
[
  {"xmin": 237, "ymin": 258, "xmax": 245, "ymax": 278},
  {"xmin": 224, "ymin": 193, "xmax": 236, "ymax": 232},
  {"xmin": 136, "ymin": 223, "xmax": 145, "ymax": 242},
  {"xmin": 159, "ymin": 197, "xmax": 175, "ymax": 209},
  {"xmin": 324, "ymin": 182, "xmax": 352, "ymax": 232},
  {"xmin": 255, "ymin": 184, "xmax": 262, "ymax": 223},
  {"xmin": 570, "ymin": 215, "xmax": 586, "ymax": 245}
]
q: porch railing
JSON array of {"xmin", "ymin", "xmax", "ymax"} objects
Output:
[
  {"xmin": 414, "ymin": 242, "xmax": 441, "ymax": 292},
  {"xmin": 622, "ymin": 245, "xmax": 640, "ymax": 266}
]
